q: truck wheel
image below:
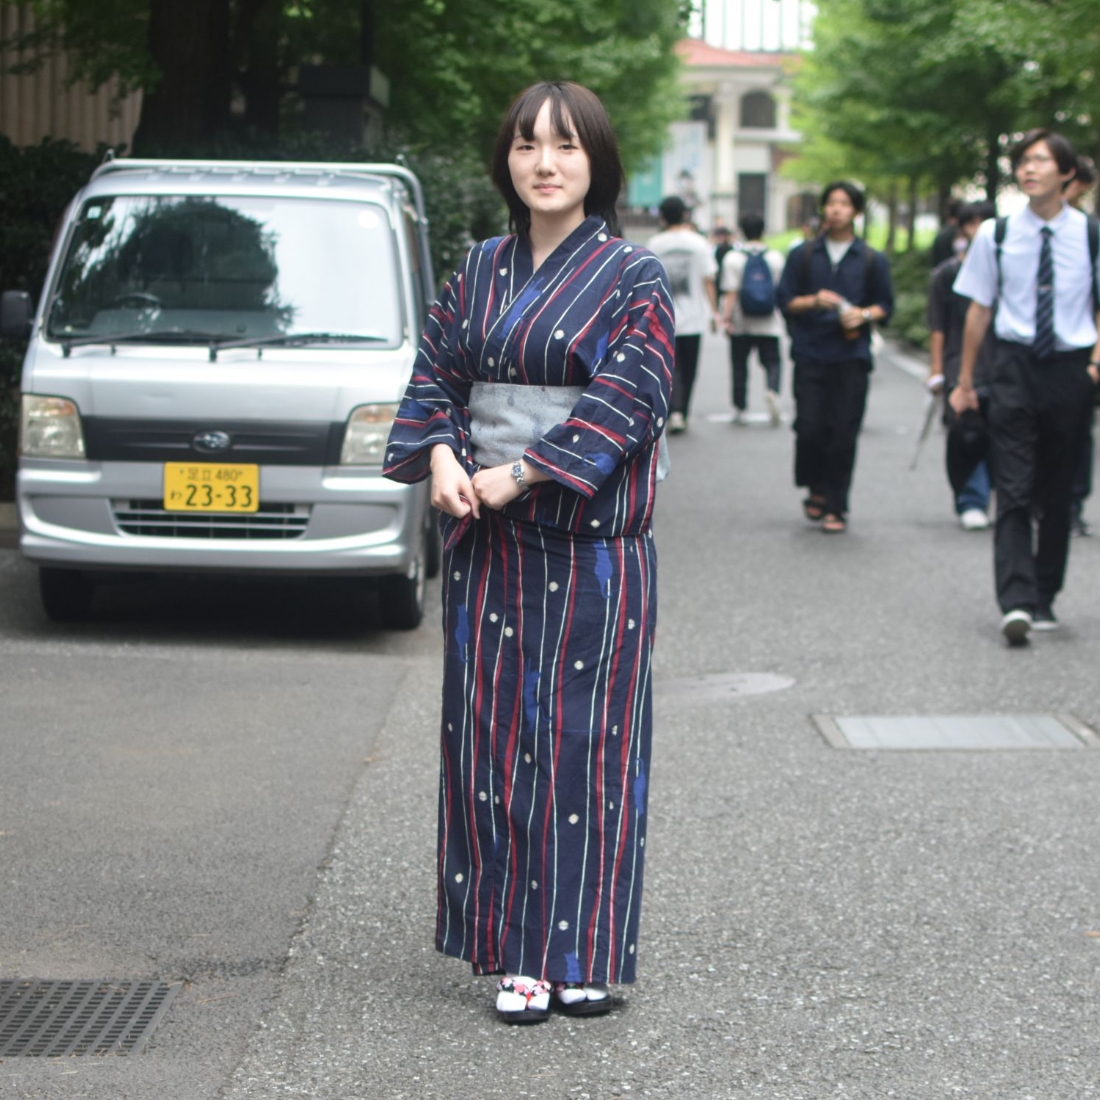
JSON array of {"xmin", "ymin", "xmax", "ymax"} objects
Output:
[
  {"xmin": 39, "ymin": 567, "xmax": 94, "ymax": 622},
  {"xmin": 378, "ymin": 544, "xmax": 425, "ymax": 630}
]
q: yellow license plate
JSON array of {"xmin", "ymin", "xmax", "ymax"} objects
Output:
[{"xmin": 163, "ymin": 463, "xmax": 260, "ymax": 512}]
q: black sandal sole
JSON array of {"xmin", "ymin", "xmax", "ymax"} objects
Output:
[{"xmin": 552, "ymin": 999, "xmax": 612, "ymax": 1017}]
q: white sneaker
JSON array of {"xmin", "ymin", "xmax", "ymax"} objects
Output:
[
  {"xmin": 668, "ymin": 411, "xmax": 686, "ymax": 433},
  {"xmin": 959, "ymin": 508, "xmax": 990, "ymax": 531},
  {"xmin": 1001, "ymin": 609, "xmax": 1032, "ymax": 646},
  {"xmin": 730, "ymin": 408, "xmax": 745, "ymax": 425},
  {"xmin": 764, "ymin": 390, "xmax": 781, "ymax": 427}
]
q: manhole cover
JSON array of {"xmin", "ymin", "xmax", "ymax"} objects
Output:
[
  {"xmin": 814, "ymin": 714, "xmax": 1099, "ymax": 751},
  {"xmin": 655, "ymin": 671, "xmax": 795, "ymax": 700},
  {"xmin": 0, "ymin": 980, "xmax": 181, "ymax": 1057}
]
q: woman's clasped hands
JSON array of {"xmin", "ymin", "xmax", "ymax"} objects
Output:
[{"xmin": 430, "ymin": 443, "xmax": 547, "ymax": 518}]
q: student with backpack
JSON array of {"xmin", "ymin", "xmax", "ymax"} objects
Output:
[
  {"xmin": 951, "ymin": 129, "xmax": 1100, "ymax": 644},
  {"xmin": 720, "ymin": 212, "xmax": 786, "ymax": 426},
  {"xmin": 776, "ymin": 181, "xmax": 894, "ymax": 533}
]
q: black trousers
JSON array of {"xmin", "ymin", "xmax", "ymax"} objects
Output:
[
  {"xmin": 729, "ymin": 334, "xmax": 781, "ymax": 410},
  {"xmin": 987, "ymin": 341, "xmax": 1094, "ymax": 613},
  {"xmin": 670, "ymin": 334, "xmax": 702, "ymax": 418},
  {"xmin": 792, "ymin": 358, "xmax": 870, "ymax": 518}
]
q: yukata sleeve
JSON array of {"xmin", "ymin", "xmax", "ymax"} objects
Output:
[
  {"xmin": 382, "ymin": 268, "xmax": 473, "ymax": 485},
  {"xmin": 523, "ymin": 253, "xmax": 674, "ymax": 499}
]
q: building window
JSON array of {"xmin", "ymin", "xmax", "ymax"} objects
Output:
[
  {"xmin": 739, "ymin": 173, "xmax": 767, "ymax": 222},
  {"xmin": 740, "ymin": 91, "xmax": 776, "ymax": 130}
]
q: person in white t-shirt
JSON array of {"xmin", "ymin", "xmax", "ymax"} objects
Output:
[
  {"xmin": 720, "ymin": 212, "xmax": 786, "ymax": 426},
  {"xmin": 647, "ymin": 196, "xmax": 719, "ymax": 432}
]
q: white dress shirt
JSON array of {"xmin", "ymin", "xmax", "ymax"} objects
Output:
[{"xmin": 953, "ymin": 204, "xmax": 1099, "ymax": 351}]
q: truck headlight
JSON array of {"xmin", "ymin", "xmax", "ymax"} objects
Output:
[
  {"xmin": 340, "ymin": 403, "xmax": 398, "ymax": 465},
  {"xmin": 20, "ymin": 394, "xmax": 86, "ymax": 458}
]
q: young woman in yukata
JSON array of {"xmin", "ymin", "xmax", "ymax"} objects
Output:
[{"xmin": 383, "ymin": 81, "xmax": 674, "ymax": 1024}]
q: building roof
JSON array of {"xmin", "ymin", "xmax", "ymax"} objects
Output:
[{"xmin": 675, "ymin": 37, "xmax": 794, "ymax": 70}]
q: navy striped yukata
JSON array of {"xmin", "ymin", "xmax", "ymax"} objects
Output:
[{"xmin": 383, "ymin": 215, "xmax": 674, "ymax": 984}]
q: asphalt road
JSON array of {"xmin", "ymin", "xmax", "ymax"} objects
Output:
[{"xmin": 1, "ymin": 333, "xmax": 1099, "ymax": 1099}]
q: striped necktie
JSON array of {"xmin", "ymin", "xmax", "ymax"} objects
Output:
[{"xmin": 1034, "ymin": 226, "xmax": 1055, "ymax": 359}]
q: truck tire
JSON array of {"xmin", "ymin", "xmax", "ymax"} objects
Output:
[
  {"xmin": 378, "ymin": 542, "xmax": 425, "ymax": 630},
  {"xmin": 39, "ymin": 567, "xmax": 94, "ymax": 622}
]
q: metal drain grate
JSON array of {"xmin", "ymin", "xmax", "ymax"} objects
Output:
[
  {"xmin": 814, "ymin": 713, "xmax": 1099, "ymax": 751},
  {"xmin": 0, "ymin": 980, "xmax": 181, "ymax": 1057}
]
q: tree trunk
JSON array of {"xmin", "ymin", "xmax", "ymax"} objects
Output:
[
  {"xmin": 885, "ymin": 180, "xmax": 898, "ymax": 256},
  {"xmin": 238, "ymin": 0, "xmax": 282, "ymax": 139},
  {"xmin": 985, "ymin": 127, "xmax": 1001, "ymax": 203},
  {"xmin": 132, "ymin": 0, "xmax": 232, "ymax": 154},
  {"xmin": 907, "ymin": 174, "xmax": 920, "ymax": 252}
]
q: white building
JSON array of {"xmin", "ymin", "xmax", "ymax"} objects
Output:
[{"xmin": 627, "ymin": 38, "xmax": 812, "ymax": 238}]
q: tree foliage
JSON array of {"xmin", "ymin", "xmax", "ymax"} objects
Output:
[
  {"xmin": 2, "ymin": 0, "xmax": 688, "ymax": 173},
  {"xmin": 788, "ymin": 0, "xmax": 1100, "ymax": 211}
]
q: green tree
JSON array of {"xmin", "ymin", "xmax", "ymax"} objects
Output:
[{"xmin": 2, "ymin": 0, "xmax": 688, "ymax": 173}]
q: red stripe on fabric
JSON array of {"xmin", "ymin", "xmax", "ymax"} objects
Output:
[
  {"xmin": 608, "ymin": 539, "xmax": 647, "ymax": 967},
  {"xmin": 498, "ymin": 518, "xmax": 526, "ymax": 961},
  {"xmin": 466, "ymin": 522, "xmax": 495, "ymax": 970}
]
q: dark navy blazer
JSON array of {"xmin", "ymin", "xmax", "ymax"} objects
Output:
[{"xmin": 776, "ymin": 236, "xmax": 894, "ymax": 366}]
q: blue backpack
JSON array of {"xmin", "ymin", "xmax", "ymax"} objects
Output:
[{"xmin": 739, "ymin": 250, "xmax": 776, "ymax": 316}]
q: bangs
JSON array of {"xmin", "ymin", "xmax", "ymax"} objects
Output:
[{"xmin": 511, "ymin": 88, "xmax": 576, "ymax": 143}]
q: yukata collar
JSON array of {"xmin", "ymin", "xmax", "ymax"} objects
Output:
[{"xmin": 513, "ymin": 215, "xmax": 610, "ymax": 282}]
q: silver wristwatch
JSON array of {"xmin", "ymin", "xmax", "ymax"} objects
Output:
[{"xmin": 511, "ymin": 460, "xmax": 526, "ymax": 489}]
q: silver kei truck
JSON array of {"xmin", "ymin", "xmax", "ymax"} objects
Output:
[{"xmin": 0, "ymin": 157, "xmax": 440, "ymax": 629}]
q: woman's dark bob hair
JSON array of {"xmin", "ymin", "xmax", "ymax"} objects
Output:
[
  {"xmin": 491, "ymin": 81, "xmax": 624, "ymax": 239},
  {"xmin": 819, "ymin": 180, "xmax": 865, "ymax": 214}
]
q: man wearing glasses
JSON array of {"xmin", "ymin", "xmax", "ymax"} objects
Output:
[{"xmin": 951, "ymin": 129, "xmax": 1100, "ymax": 644}]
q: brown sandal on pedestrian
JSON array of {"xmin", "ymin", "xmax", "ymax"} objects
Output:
[
  {"xmin": 822, "ymin": 514, "xmax": 847, "ymax": 534},
  {"xmin": 803, "ymin": 494, "xmax": 827, "ymax": 522}
]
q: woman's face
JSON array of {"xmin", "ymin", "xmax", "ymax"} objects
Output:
[{"xmin": 508, "ymin": 98, "xmax": 591, "ymax": 229}]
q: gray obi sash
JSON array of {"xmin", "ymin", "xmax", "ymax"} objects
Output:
[{"xmin": 467, "ymin": 382, "xmax": 668, "ymax": 482}]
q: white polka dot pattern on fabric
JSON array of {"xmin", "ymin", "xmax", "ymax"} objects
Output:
[
  {"xmin": 478, "ymin": 791, "xmax": 488, "ymax": 802},
  {"xmin": 531, "ymin": 879, "xmax": 539, "ymax": 889},
  {"xmin": 568, "ymin": 813, "xmax": 579, "ymax": 825},
  {"xmin": 617, "ymin": 353, "xmax": 626, "ymax": 362},
  {"xmin": 629, "ymin": 944, "xmax": 635, "ymax": 955},
  {"xmin": 572, "ymin": 434, "xmax": 580, "ymax": 443},
  {"xmin": 453, "ymin": 571, "xmax": 461, "ymax": 581},
  {"xmin": 555, "ymin": 329, "xmax": 565, "ymax": 339},
  {"xmin": 624, "ymin": 246, "xmax": 633, "ymax": 253},
  {"xmin": 524, "ymin": 753, "xmax": 532, "ymax": 763},
  {"xmin": 455, "ymin": 872, "xmax": 464, "ymax": 883},
  {"xmin": 628, "ymin": 619, "xmax": 636, "ymax": 630},
  {"xmin": 590, "ymin": 519, "xmax": 600, "ymax": 528},
  {"xmin": 504, "ymin": 626, "xmax": 514, "ymax": 637},
  {"xmin": 574, "ymin": 660, "xmax": 584, "ymax": 670},
  {"xmin": 500, "ymin": 267, "xmax": 508, "ymax": 276},
  {"xmin": 598, "ymin": 233, "xmax": 608, "ymax": 241},
  {"xmin": 487, "ymin": 356, "xmax": 495, "ymax": 367},
  {"xmin": 549, "ymin": 581, "xmax": 559, "ymax": 592},
  {"xmin": 558, "ymin": 920, "xmax": 569, "ymax": 931},
  {"xmin": 490, "ymin": 613, "xmax": 499, "ymax": 623}
]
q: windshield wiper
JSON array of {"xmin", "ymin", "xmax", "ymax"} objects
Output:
[
  {"xmin": 56, "ymin": 331, "xmax": 226, "ymax": 358},
  {"xmin": 208, "ymin": 332, "xmax": 389, "ymax": 361}
]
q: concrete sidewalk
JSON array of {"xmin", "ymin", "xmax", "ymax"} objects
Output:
[{"xmin": 213, "ymin": 336, "xmax": 1100, "ymax": 1100}]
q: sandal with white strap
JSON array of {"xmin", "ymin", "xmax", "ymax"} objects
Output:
[
  {"xmin": 495, "ymin": 976, "xmax": 551, "ymax": 1024},
  {"xmin": 551, "ymin": 981, "xmax": 612, "ymax": 1017}
]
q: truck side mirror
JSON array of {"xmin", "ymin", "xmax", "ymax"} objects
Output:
[{"xmin": 1, "ymin": 290, "xmax": 33, "ymax": 338}]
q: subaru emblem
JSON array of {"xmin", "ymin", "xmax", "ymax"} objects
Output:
[{"xmin": 192, "ymin": 430, "xmax": 232, "ymax": 454}]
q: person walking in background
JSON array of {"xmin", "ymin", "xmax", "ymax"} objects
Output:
[
  {"xmin": 713, "ymin": 224, "xmax": 734, "ymax": 296},
  {"xmin": 647, "ymin": 195, "xmax": 719, "ymax": 433},
  {"xmin": 926, "ymin": 201, "xmax": 998, "ymax": 530},
  {"xmin": 931, "ymin": 199, "xmax": 965, "ymax": 267},
  {"xmin": 1065, "ymin": 154, "xmax": 1098, "ymax": 536},
  {"xmin": 720, "ymin": 212, "xmax": 785, "ymax": 426},
  {"xmin": 776, "ymin": 181, "xmax": 894, "ymax": 534},
  {"xmin": 951, "ymin": 128, "xmax": 1100, "ymax": 644},
  {"xmin": 383, "ymin": 81, "xmax": 673, "ymax": 1022}
]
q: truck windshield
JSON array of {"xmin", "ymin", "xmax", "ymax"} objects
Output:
[{"xmin": 45, "ymin": 195, "xmax": 403, "ymax": 347}]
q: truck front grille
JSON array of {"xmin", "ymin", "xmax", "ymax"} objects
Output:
[{"xmin": 112, "ymin": 500, "xmax": 310, "ymax": 540}]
